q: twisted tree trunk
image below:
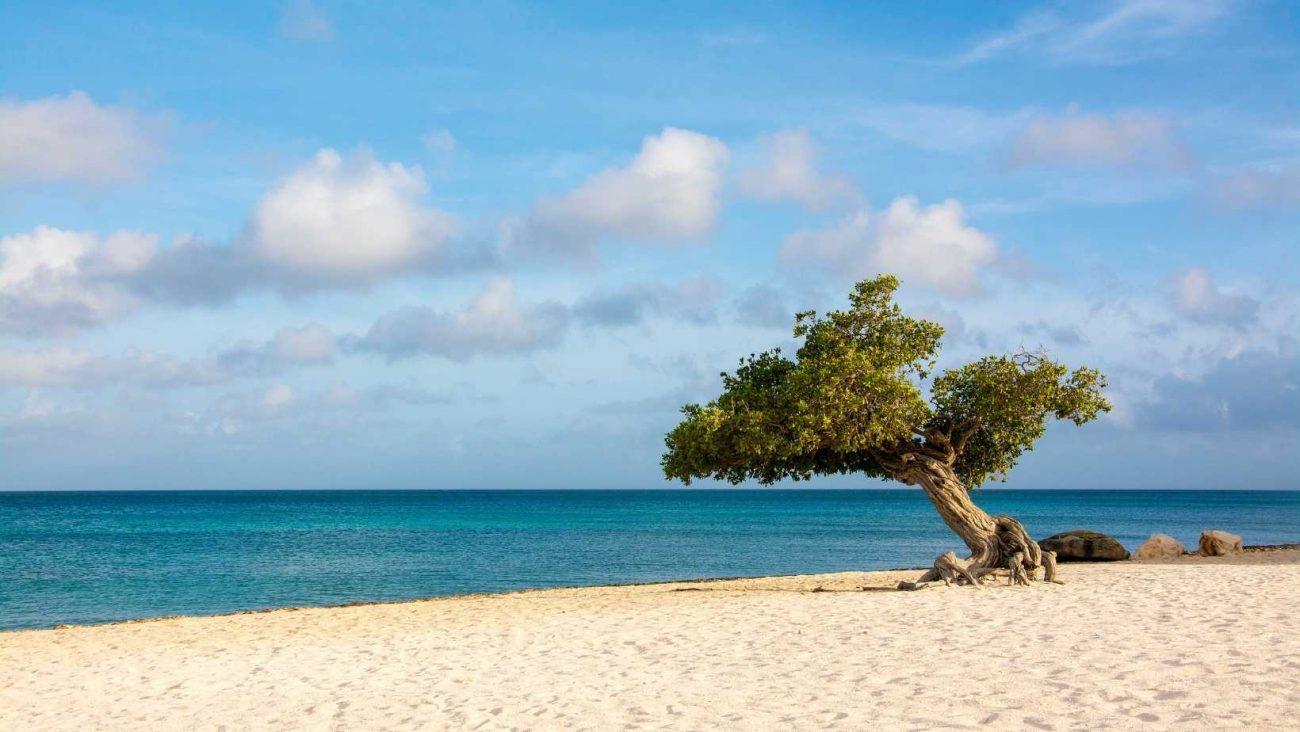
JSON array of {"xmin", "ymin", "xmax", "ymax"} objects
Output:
[{"xmin": 893, "ymin": 452, "xmax": 1058, "ymax": 587}]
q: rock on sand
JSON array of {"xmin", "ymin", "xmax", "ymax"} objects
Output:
[
  {"xmin": 1039, "ymin": 529, "xmax": 1130, "ymax": 562},
  {"xmin": 1198, "ymin": 530, "xmax": 1243, "ymax": 556},
  {"xmin": 1133, "ymin": 533, "xmax": 1185, "ymax": 560}
]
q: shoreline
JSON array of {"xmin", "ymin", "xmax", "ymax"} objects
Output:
[
  {"xmin": 9, "ymin": 543, "xmax": 1299, "ymax": 634},
  {"xmin": 4, "ymin": 550, "xmax": 1298, "ymax": 730},
  {"xmin": 19, "ymin": 569, "xmax": 938, "ymax": 635}
]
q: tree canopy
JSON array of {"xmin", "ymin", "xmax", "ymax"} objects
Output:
[{"xmin": 662, "ymin": 276, "xmax": 1110, "ymax": 489}]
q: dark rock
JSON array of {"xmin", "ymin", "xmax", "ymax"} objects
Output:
[{"xmin": 1038, "ymin": 530, "xmax": 1130, "ymax": 562}]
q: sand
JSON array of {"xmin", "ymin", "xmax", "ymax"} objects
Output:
[{"xmin": 3, "ymin": 551, "xmax": 1298, "ymax": 731}]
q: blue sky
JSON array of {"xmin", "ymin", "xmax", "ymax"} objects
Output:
[{"xmin": 1, "ymin": 0, "xmax": 1297, "ymax": 490}]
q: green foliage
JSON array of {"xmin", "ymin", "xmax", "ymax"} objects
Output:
[
  {"xmin": 661, "ymin": 276, "xmax": 1110, "ymax": 489},
  {"xmin": 928, "ymin": 353, "xmax": 1109, "ymax": 487}
]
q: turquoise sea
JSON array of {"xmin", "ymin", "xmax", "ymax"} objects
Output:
[{"xmin": 1, "ymin": 489, "xmax": 1298, "ymax": 630}]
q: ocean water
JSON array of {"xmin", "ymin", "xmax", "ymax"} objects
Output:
[{"xmin": 1, "ymin": 489, "xmax": 1298, "ymax": 630}]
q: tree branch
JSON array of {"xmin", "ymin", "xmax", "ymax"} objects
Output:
[{"xmin": 951, "ymin": 417, "xmax": 982, "ymax": 456}]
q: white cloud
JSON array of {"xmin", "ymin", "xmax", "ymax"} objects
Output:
[
  {"xmin": 1007, "ymin": 108, "xmax": 1190, "ymax": 170},
  {"xmin": 248, "ymin": 148, "xmax": 458, "ymax": 283},
  {"xmin": 0, "ymin": 226, "xmax": 157, "ymax": 336},
  {"xmin": 1171, "ymin": 267, "xmax": 1259, "ymax": 327},
  {"xmin": 2, "ymin": 148, "xmax": 470, "ymax": 335},
  {"xmin": 0, "ymin": 91, "xmax": 166, "ymax": 185},
  {"xmin": 959, "ymin": 0, "xmax": 1231, "ymax": 66},
  {"xmin": 524, "ymin": 127, "xmax": 729, "ymax": 259},
  {"xmin": 780, "ymin": 197, "xmax": 998, "ymax": 297},
  {"xmin": 736, "ymin": 129, "xmax": 857, "ymax": 210},
  {"xmin": 873, "ymin": 199, "xmax": 999, "ymax": 296},
  {"xmin": 781, "ymin": 209, "xmax": 872, "ymax": 269},
  {"xmin": 354, "ymin": 278, "xmax": 569, "ymax": 360},
  {"xmin": 280, "ymin": 0, "xmax": 334, "ymax": 42}
]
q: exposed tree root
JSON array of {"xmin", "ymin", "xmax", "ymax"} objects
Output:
[
  {"xmin": 1041, "ymin": 548, "xmax": 1061, "ymax": 584},
  {"xmin": 898, "ymin": 516, "xmax": 1064, "ymax": 590},
  {"xmin": 881, "ymin": 452, "xmax": 1066, "ymax": 590},
  {"xmin": 933, "ymin": 550, "xmax": 982, "ymax": 588}
]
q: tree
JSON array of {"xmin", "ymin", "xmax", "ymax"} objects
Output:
[{"xmin": 661, "ymin": 275, "xmax": 1110, "ymax": 586}]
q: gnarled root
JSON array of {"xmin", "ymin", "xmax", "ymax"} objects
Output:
[
  {"xmin": 902, "ymin": 515, "xmax": 1064, "ymax": 589},
  {"xmin": 972, "ymin": 515, "xmax": 1051, "ymax": 586},
  {"xmin": 1041, "ymin": 549, "xmax": 1061, "ymax": 584},
  {"xmin": 900, "ymin": 551, "xmax": 983, "ymax": 590},
  {"xmin": 1007, "ymin": 551, "xmax": 1029, "ymax": 586},
  {"xmin": 935, "ymin": 551, "xmax": 981, "ymax": 587},
  {"xmin": 929, "ymin": 550, "xmax": 982, "ymax": 588}
]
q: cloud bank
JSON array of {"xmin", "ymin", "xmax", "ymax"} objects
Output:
[
  {"xmin": 1171, "ymin": 267, "xmax": 1259, "ymax": 327},
  {"xmin": 781, "ymin": 197, "xmax": 998, "ymax": 297},
  {"xmin": 0, "ymin": 324, "xmax": 338, "ymax": 389},
  {"xmin": 523, "ymin": 127, "xmax": 729, "ymax": 260},
  {"xmin": 1007, "ymin": 109, "xmax": 1190, "ymax": 170},
  {"xmin": 0, "ymin": 91, "xmax": 166, "ymax": 186},
  {"xmin": 572, "ymin": 277, "xmax": 723, "ymax": 327},
  {"xmin": 0, "ymin": 148, "xmax": 466, "ymax": 334},
  {"xmin": 249, "ymin": 148, "xmax": 458, "ymax": 284},
  {"xmin": 736, "ymin": 128, "xmax": 856, "ymax": 210},
  {"xmin": 353, "ymin": 278, "xmax": 569, "ymax": 361},
  {"xmin": 0, "ymin": 227, "xmax": 156, "ymax": 337}
]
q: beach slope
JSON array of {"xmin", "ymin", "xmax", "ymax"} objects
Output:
[{"xmin": 3, "ymin": 552, "xmax": 1298, "ymax": 730}]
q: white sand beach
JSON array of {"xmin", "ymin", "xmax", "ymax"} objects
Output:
[{"xmin": 3, "ymin": 551, "xmax": 1298, "ymax": 731}]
